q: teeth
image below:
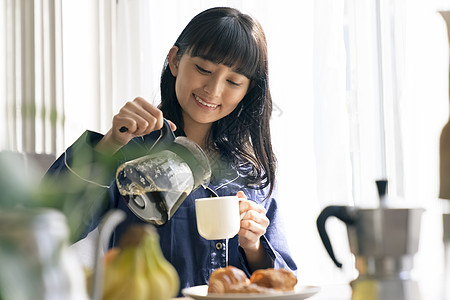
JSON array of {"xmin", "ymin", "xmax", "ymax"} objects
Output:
[{"xmin": 195, "ymin": 95, "xmax": 218, "ymax": 108}]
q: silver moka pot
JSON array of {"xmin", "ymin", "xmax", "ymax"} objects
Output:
[{"xmin": 316, "ymin": 180, "xmax": 424, "ymax": 300}]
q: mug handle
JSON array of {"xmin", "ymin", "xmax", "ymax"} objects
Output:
[{"xmin": 316, "ymin": 205, "xmax": 355, "ymax": 268}]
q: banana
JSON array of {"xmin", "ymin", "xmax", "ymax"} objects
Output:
[{"xmin": 98, "ymin": 224, "xmax": 180, "ymax": 300}]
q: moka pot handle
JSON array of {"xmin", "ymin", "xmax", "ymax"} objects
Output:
[{"xmin": 316, "ymin": 205, "xmax": 355, "ymax": 268}]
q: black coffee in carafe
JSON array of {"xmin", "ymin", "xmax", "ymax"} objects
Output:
[{"xmin": 116, "ymin": 119, "xmax": 211, "ymax": 225}]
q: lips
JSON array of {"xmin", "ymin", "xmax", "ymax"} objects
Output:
[{"xmin": 194, "ymin": 94, "xmax": 219, "ymax": 109}]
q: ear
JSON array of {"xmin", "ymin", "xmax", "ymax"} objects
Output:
[{"xmin": 168, "ymin": 46, "xmax": 180, "ymax": 77}]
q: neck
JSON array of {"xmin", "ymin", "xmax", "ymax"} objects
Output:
[{"xmin": 182, "ymin": 115, "xmax": 212, "ymax": 149}]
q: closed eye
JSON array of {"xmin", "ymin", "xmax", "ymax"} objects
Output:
[
  {"xmin": 227, "ymin": 80, "xmax": 241, "ymax": 87},
  {"xmin": 195, "ymin": 64, "xmax": 211, "ymax": 74}
]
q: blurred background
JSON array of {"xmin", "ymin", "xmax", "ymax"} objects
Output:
[{"xmin": 1, "ymin": 0, "xmax": 450, "ymax": 290}]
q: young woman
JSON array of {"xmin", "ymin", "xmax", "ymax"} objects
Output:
[{"xmin": 45, "ymin": 6, "xmax": 296, "ymax": 294}]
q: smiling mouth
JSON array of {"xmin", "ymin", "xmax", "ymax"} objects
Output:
[{"xmin": 194, "ymin": 95, "xmax": 219, "ymax": 108}]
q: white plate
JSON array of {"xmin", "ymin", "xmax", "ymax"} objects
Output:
[{"xmin": 181, "ymin": 285, "xmax": 320, "ymax": 300}]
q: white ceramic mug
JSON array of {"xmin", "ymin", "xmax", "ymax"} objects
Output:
[{"xmin": 195, "ymin": 196, "xmax": 241, "ymax": 240}]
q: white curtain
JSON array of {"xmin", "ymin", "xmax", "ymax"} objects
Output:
[
  {"xmin": 2, "ymin": 0, "xmax": 450, "ymax": 288},
  {"xmin": 1, "ymin": 0, "xmax": 64, "ymax": 155},
  {"xmin": 61, "ymin": 0, "xmax": 116, "ymax": 147},
  {"xmin": 112, "ymin": 0, "xmax": 355, "ymax": 284}
]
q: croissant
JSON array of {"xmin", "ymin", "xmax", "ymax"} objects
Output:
[
  {"xmin": 207, "ymin": 266, "xmax": 250, "ymax": 294},
  {"xmin": 207, "ymin": 266, "xmax": 297, "ymax": 294},
  {"xmin": 250, "ymin": 268, "xmax": 298, "ymax": 291}
]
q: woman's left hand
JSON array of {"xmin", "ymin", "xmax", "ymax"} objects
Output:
[{"xmin": 236, "ymin": 191, "xmax": 270, "ymax": 253}]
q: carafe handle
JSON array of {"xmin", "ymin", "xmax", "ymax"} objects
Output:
[
  {"xmin": 149, "ymin": 118, "xmax": 176, "ymax": 153},
  {"xmin": 160, "ymin": 118, "xmax": 176, "ymax": 142},
  {"xmin": 316, "ymin": 205, "xmax": 355, "ymax": 268}
]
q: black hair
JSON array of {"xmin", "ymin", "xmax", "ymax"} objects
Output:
[{"xmin": 159, "ymin": 7, "xmax": 276, "ymax": 198}]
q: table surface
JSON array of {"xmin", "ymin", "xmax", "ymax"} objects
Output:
[
  {"xmin": 172, "ymin": 281, "xmax": 447, "ymax": 300},
  {"xmin": 172, "ymin": 202, "xmax": 450, "ymax": 300}
]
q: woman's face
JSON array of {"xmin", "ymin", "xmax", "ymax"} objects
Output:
[{"xmin": 168, "ymin": 47, "xmax": 251, "ymax": 127}]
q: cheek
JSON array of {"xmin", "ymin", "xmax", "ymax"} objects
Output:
[
  {"xmin": 225, "ymin": 90, "xmax": 247, "ymax": 108},
  {"xmin": 174, "ymin": 80, "xmax": 182, "ymax": 100},
  {"xmin": 174, "ymin": 75, "xmax": 189, "ymax": 102},
  {"xmin": 175, "ymin": 72, "xmax": 198, "ymax": 101}
]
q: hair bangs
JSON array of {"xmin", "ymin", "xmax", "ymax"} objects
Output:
[{"xmin": 187, "ymin": 18, "xmax": 260, "ymax": 79}]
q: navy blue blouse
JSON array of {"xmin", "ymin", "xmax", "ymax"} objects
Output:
[{"xmin": 45, "ymin": 130, "xmax": 297, "ymax": 295}]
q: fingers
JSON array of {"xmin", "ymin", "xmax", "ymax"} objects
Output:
[
  {"xmin": 238, "ymin": 213, "xmax": 269, "ymax": 251},
  {"xmin": 114, "ymin": 97, "xmax": 164, "ymax": 136},
  {"xmin": 108, "ymin": 97, "xmax": 177, "ymax": 147},
  {"xmin": 238, "ymin": 193, "xmax": 270, "ymax": 249},
  {"xmin": 239, "ymin": 198, "xmax": 267, "ymax": 216},
  {"xmin": 240, "ymin": 209, "xmax": 270, "ymax": 235},
  {"xmin": 97, "ymin": 97, "xmax": 176, "ymax": 156}
]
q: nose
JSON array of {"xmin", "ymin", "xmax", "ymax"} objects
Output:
[{"xmin": 203, "ymin": 76, "xmax": 223, "ymax": 97}]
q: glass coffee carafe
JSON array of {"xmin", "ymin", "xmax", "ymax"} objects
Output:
[{"xmin": 116, "ymin": 119, "xmax": 211, "ymax": 225}]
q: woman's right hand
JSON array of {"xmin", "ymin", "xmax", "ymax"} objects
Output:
[{"xmin": 95, "ymin": 97, "xmax": 176, "ymax": 155}]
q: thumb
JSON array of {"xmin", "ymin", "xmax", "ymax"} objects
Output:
[
  {"xmin": 236, "ymin": 191, "xmax": 247, "ymax": 200},
  {"xmin": 168, "ymin": 120, "xmax": 177, "ymax": 132}
]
